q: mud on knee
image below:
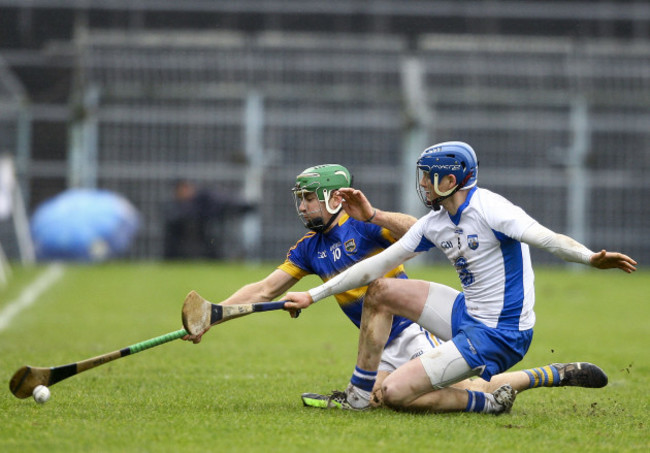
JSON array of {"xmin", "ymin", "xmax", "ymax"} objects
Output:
[
  {"xmin": 365, "ymin": 279, "xmax": 391, "ymax": 311},
  {"xmin": 381, "ymin": 381, "xmax": 408, "ymax": 409}
]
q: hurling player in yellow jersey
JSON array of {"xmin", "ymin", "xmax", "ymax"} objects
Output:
[{"xmin": 184, "ymin": 164, "xmax": 607, "ymax": 411}]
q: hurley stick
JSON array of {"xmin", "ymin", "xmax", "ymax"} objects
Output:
[{"xmin": 9, "ymin": 328, "xmax": 187, "ymax": 399}]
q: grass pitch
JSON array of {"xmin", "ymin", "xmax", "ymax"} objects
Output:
[{"xmin": 1, "ymin": 262, "xmax": 648, "ymax": 452}]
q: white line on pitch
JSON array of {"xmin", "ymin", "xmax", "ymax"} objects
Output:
[{"xmin": 0, "ymin": 264, "xmax": 65, "ymax": 332}]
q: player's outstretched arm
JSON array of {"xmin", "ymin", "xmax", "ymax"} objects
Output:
[
  {"xmin": 521, "ymin": 222, "xmax": 637, "ymax": 273},
  {"xmin": 183, "ymin": 269, "xmax": 298, "ymax": 343},
  {"xmin": 337, "ymin": 187, "xmax": 416, "ymax": 239},
  {"xmin": 219, "ymin": 269, "xmax": 298, "ymax": 306},
  {"xmin": 589, "ymin": 250, "xmax": 637, "ymax": 273}
]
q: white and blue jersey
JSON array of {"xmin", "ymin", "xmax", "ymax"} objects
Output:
[{"xmin": 399, "ymin": 186, "xmax": 537, "ymax": 331}]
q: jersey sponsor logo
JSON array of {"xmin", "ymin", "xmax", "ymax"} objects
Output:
[
  {"xmin": 454, "ymin": 256, "xmax": 475, "ymax": 286},
  {"xmin": 467, "ymin": 234, "xmax": 479, "ymax": 250},
  {"xmin": 318, "ymin": 251, "xmax": 327, "ymax": 259},
  {"xmin": 454, "ymin": 228, "xmax": 464, "ymax": 250},
  {"xmin": 344, "ymin": 238, "xmax": 357, "ymax": 253},
  {"xmin": 440, "ymin": 240, "xmax": 454, "ymax": 249},
  {"xmin": 330, "ymin": 242, "xmax": 343, "ymax": 261}
]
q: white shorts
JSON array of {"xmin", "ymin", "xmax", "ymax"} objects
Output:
[{"xmin": 379, "ymin": 323, "xmax": 443, "ymax": 373}]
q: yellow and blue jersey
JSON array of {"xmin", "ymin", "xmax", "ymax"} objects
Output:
[{"xmin": 278, "ymin": 213, "xmax": 412, "ymax": 345}]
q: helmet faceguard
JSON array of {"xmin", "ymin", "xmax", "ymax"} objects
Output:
[
  {"xmin": 416, "ymin": 141, "xmax": 478, "ymax": 211},
  {"xmin": 292, "ymin": 164, "xmax": 352, "ymax": 232}
]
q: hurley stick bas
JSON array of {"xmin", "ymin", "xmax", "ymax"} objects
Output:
[
  {"xmin": 10, "ymin": 291, "xmax": 295, "ymax": 399},
  {"xmin": 9, "ymin": 329, "xmax": 188, "ymax": 399},
  {"xmin": 181, "ymin": 290, "xmax": 298, "ymax": 336}
]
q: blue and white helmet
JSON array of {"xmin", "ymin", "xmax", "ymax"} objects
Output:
[{"xmin": 416, "ymin": 141, "xmax": 478, "ymax": 210}]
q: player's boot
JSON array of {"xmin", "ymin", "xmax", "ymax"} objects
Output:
[
  {"xmin": 301, "ymin": 385, "xmax": 370, "ymax": 411},
  {"xmin": 301, "ymin": 392, "xmax": 332, "ymax": 408},
  {"xmin": 551, "ymin": 362, "xmax": 608, "ymax": 388},
  {"xmin": 484, "ymin": 384, "xmax": 517, "ymax": 415}
]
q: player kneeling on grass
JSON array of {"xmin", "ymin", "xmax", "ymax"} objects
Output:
[
  {"xmin": 184, "ymin": 162, "xmax": 613, "ymax": 414},
  {"xmin": 284, "ymin": 143, "xmax": 636, "ymax": 413}
]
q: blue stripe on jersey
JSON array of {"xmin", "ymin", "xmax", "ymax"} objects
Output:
[
  {"xmin": 449, "ymin": 187, "xmax": 476, "ymax": 225},
  {"xmin": 414, "ymin": 235, "xmax": 435, "ymax": 252},
  {"xmin": 492, "ymin": 230, "xmax": 525, "ymax": 328}
]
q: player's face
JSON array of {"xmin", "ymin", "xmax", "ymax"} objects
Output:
[
  {"xmin": 297, "ymin": 191, "xmax": 322, "ymax": 217},
  {"xmin": 295, "ymin": 190, "xmax": 332, "ymax": 231},
  {"xmin": 419, "ymin": 171, "xmax": 434, "ymax": 201}
]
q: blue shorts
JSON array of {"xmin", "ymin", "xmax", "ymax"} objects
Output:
[{"xmin": 450, "ymin": 294, "xmax": 533, "ymax": 380}]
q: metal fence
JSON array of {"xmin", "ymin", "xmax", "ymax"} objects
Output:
[
  {"xmin": 0, "ymin": 55, "xmax": 32, "ymax": 262},
  {"xmin": 12, "ymin": 30, "xmax": 650, "ymax": 265},
  {"xmin": 71, "ymin": 31, "xmax": 409, "ymax": 260},
  {"xmin": 417, "ymin": 35, "xmax": 650, "ymax": 264}
]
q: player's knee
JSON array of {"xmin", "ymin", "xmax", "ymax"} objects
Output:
[
  {"xmin": 381, "ymin": 380, "xmax": 409, "ymax": 409},
  {"xmin": 366, "ymin": 279, "xmax": 392, "ymax": 311}
]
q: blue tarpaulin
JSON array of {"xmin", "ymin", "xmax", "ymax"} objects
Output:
[{"xmin": 31, "ymin": 189, "xmax": 140, "ymax": 261}]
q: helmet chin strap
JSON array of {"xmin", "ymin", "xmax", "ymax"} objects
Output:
[
  {"xmin": 307, "ymin": 211, "xmax": 340, "ymax": 233},
  {"xmin": 433, "ymin": 173, "xmax": 458, "ymax": 197},
  {"xmin": 430, "ymin": 172, "xmax": 473, "ymax": 211},
  {"xmin": 322, "ymin": 189, "xmax": 342, "ymax": 215}
]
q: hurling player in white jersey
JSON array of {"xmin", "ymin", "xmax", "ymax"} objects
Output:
[
  {"xmin": 284, "ymin": 141, "xmax": 637, "ymax": 413},
  {"xmin": 184, "ymin": 162, "xmax": 610, "ymax": 411}
]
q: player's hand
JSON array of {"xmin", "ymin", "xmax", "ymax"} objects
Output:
[
  {"xmin": 283, "ymin": 291, "xmax": 314, "ymax": 317},
  {"xmin": 590, "ymin": 250, "xmax": 637, "ymax": 273},
  {"xmin": 337, "ymin": 188, "xmax": 376, "ymax": 222},
  {"xmin": 182, "ymin": 326, "xmax": 210, "ymax": 344}
]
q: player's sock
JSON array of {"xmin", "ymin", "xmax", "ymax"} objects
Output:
[
  {"xmin": 350, "ymin": 366, "xmax": 376, "ymax": 393},
  {"xmin": 466, "ymin": 386, "xmax": 516, "ymax": 414},
  {"xmin": 523, "ymin": 365, "xmax": 560, "ymax": 388},
  {"xmin": 348, "ymin": 366, "xmax": 375, "ymax": 408},
  {"xmin": 465, "ymin": 390, "xmax": 490, "ymax": 413}
]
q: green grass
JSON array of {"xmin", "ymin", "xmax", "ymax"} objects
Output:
[{"xmin": 1, "ymin": 262, "xmax": 648, "ymax": 452}]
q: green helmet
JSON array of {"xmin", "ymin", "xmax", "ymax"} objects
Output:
[
  {"xmin": 293, "ymin": 164, "xmax": 352, "ymax": 202},
  {"xmin": 292, "ymin": 164, "xmax": 352, "ymax": 232}
]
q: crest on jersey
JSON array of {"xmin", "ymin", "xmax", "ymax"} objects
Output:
[
  {"xmin": 344, "ymin": 239, "xmax": 357, "ymax": 253},
  {"xmin": 467, "ymin": 234, "xmax": 479, "ymax": 250}
]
